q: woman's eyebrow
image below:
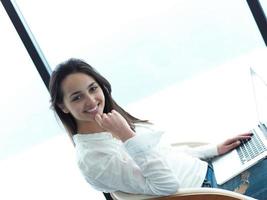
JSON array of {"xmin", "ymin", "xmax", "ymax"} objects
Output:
[
  {"xmin": 69, "ymin": 91, "xmax": 81, "ymax": 98},
  {"xmin": 69, "ymin": 82, "xmax": 96, "ymax": 98}
]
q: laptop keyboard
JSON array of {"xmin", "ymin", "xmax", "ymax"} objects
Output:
[{"xmin": 237, "ymin": 128, "xmax": 267, "ymax": 164}]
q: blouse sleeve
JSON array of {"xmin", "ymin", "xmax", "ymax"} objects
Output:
[
  {"xmin": 78, "ymin": 131, "xmax": 179, "ymax": 196},
  {"xmin": 173, "ymin": 143, "xmax": 219, "ymax": 160}
]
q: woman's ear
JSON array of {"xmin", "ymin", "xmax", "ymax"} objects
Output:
[{"xmin": 57, "ymin": 103, "xmax": 70, "ymax": 114}]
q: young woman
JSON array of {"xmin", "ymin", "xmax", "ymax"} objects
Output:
[{"xmin": 49, "ymin": 58, "xmax": 267, "ymax": 199}]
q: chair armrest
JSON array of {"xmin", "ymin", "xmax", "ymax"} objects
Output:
[{"xmin": 111, "ymin": 188, "xmax": 256, "ymax": 200}]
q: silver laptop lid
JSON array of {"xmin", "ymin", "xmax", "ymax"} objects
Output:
[{"xmin": 250, "ymin": 67, "xmax": 267, "ymax": 125}]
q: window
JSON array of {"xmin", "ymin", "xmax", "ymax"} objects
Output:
[
  {"xmin": 259, "ymin": 0, "xmax": 267, "ymax": 13},
  {"xmin": 0, "ymin": 2, "xmax": 104, "ymax": 199},
  {"xmin": 15, "ymin": 0, "xmax": 265, "ymax": 105},
  {"xmin": 1, "ymin": 1, "xmax": 266, "ymax": 199}
]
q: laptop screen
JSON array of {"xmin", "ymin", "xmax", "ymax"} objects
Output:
[{"xmin": 250, "ymin": 67, "xmax": 267, "ymax": 125}]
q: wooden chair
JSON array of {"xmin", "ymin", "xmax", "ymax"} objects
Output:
[
  {"xmin": 111, "ymin": 188, "xmax": 256, "ymax": 200},
  {"xmin": 111, "ymin": 142, "xmax": 256, "ymax": 200}
]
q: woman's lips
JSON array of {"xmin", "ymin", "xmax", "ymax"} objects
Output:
[{"xmin": 85, "ymin": 105, "xmax": 98, "ymax": 114}]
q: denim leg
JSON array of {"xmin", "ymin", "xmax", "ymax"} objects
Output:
[
  {"xmin": 202, "ymin": 163, "xmax": 218, "ymax": 188},
  {"xmin": 218, "ymin": 159, "xmax": 267, "ymax": 200}
]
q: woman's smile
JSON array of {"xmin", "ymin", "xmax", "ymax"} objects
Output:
[{"xmin": 84, "ymin": 104, "xmax": 99, "ymax": 115}]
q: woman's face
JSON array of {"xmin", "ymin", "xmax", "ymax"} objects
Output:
[{"xmin": 59, "ymin": 72, "xmax": 105, "ymax": 128}]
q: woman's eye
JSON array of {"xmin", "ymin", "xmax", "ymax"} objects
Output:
[
  {"xmin": 72, "ymin": 95, "xmax": 81, "ymax": 102},
  {"xmin": 90, "ymin": 86, "xmax": 98, "ymax": 92}
]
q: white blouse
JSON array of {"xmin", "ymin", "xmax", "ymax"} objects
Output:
[{"xmin": 73, "ymin": 123, "xmax": 218, "ymax": 195}]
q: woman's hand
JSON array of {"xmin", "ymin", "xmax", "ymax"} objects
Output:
[
  {"xmin": 95, "ymin": 109, "xmax": 135, "ymax": 142},
  {"xmin": 217, "ymin": 132, "xmax": 253, "ymax": 155}
]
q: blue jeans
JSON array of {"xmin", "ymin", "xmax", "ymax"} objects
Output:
[{"xmin": 202, "ymin": 159, "xmax": 267, "ymax": 200}]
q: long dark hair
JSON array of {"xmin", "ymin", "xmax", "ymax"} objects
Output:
[{"xmin": 49, "ymin": 58, "xmax": 148, "ymax": 141}]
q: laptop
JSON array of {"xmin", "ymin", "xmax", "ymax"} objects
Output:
[{"xmin": 212, "ymin": 67, "xmax": 267, "ymax": 185}]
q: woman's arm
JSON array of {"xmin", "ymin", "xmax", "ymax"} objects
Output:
[
  {"xmin": 77, "ymin": 110, "xmax": 179, "ymax": 195},
  {"xmin": 78, "ymin": 133, "xmax": 179, "ymax": 195},
  {"xmin": 177, "ymin": 132, "xmax": 253, "ymax": 160}
]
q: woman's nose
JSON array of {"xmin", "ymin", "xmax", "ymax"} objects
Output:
[{"xmin": 84, "ymin": 93, "xmax": 95, "ymax": 105}]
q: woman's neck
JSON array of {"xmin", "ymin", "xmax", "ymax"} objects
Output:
[{"xmin": 77, "ymin": 121, "xmax": 105, "ymax": 134}]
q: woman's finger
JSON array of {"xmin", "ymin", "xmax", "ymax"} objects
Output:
[
  {"xmin": 238, "ymin": 132, "xmax": 253, "ymax": 136},
  {"xmin": 95, "ymin": 113, "xmax": 103, "ymax": 126}
]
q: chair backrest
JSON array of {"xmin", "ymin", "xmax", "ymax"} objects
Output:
[
  {"xmin": 111, "ymin": 188, "xmax": 256, "ymax": 200},
  {"xmin": 147, "ymin": 194, "xmax": 247, "ymax": 200}
]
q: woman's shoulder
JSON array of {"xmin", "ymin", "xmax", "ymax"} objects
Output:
[
  {"xmin": 73, "ymin": 131, "xmax": 112, "ymax": 144},
  {"xmin": 135, "ymin": 122, "xmax": 165, "ymax": 134}
]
